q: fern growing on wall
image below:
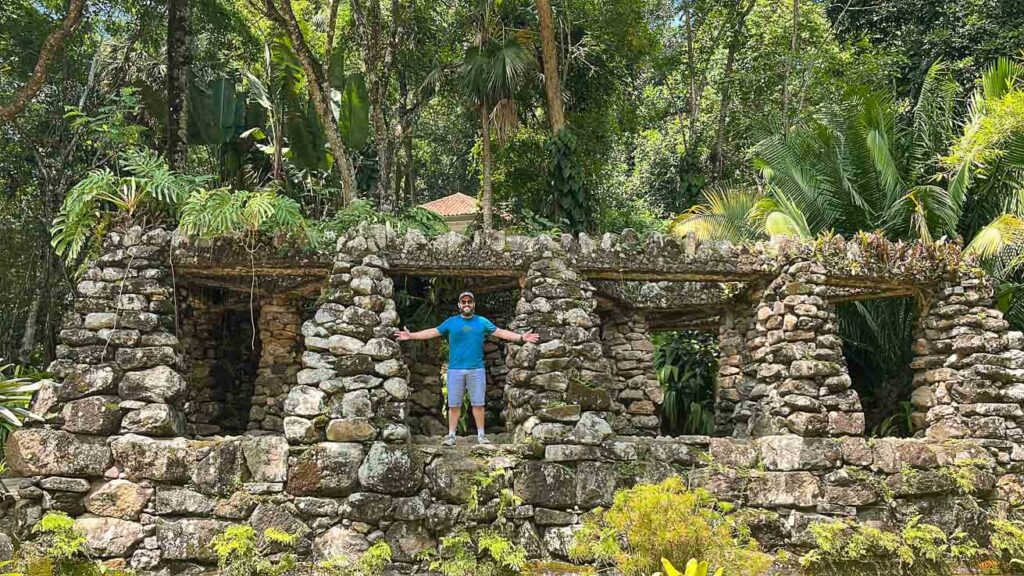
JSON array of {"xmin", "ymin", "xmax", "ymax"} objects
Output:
[
  {"xmin": 51, "ymin": 148, "xmax": 207, "ymax": 266},
  {"xmin": 177, "ymin": 186, "xmax": 306, "ymax": 241}
]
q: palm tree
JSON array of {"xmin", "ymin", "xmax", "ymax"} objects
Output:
[
  {"xmin": 674, "ymin": 59, "xmax": 1024, "ymax": 250},
  {"xmin": 672, "ymin": 58, "xmax": 1024, "ymax": 434},
  {"xmin": 459, "ymin": 1, "xmax": 534, "ymax": 231}
]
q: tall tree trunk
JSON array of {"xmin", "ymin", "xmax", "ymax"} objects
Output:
[
  {"xmin": 351, "ymin": 0, "xmax": 403, "ymax": 214},
  {"xmin": 264, "ymin": 0, "xmax": 358, "ymax": 203},
  {"xmin": 18, "ymin": 260, "xmax": 43, "ymax": 365},
  {"xmin": 480, "ymin": 105, "xmax": 493, "ymax": 231},
  {"xmin": 403, "ymin": 131, "xmax": 415, "ymax": 207},
  {"xmin": 166, "ymin": 0, "xmax": 190, "ymax": 169},
  {"xmin": 0, "ymin": 0, "xmax": 86, "ymax": 122},
  {"xmin": 535, "ymin": 0, "xmax": 565, "ymax": 133},
  {"xmin": 781, "ymin": 0, "xmax": 800, "ymax": 135},
  {"xmin": 711, "ymin": 0, "xmax": 755, "ymax": 179}
]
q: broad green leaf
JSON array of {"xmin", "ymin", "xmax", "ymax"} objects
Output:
[{"xmin": 333, "ymin": 73, "xmax": 370, "ymax": 150}]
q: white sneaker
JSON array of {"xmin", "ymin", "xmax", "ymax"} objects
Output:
[
  {"xmin": 477, "ymin": 434, "xmax": 491, "ymax": 445},
  {"xmin": 441, "ymin": 434, "xmax": 456, "ymax": 447}
]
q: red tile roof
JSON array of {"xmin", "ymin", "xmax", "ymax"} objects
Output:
[{"xmin": 419, "ymin": 193, "xmax": 479, "ymax": 217}]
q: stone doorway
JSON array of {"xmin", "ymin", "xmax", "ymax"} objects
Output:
[
  {"xmin": 178, "ymin": 287, "xmax": 261, "ymax": 436},
  {"xmin": 393, "ymin": 274, "xmax": 519, "ymax": 438}
]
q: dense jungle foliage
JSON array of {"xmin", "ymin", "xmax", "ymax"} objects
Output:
[{"xmin": 2, "ymin": 0, "xmax": 1024, "ymax": 436}]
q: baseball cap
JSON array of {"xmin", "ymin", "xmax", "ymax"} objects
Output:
[{"xmin": 458, "ymin": 291, "xmax": 475, "ymax": 301}]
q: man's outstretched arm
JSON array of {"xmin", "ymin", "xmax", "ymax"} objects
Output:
[
  {"xmin": 394, "ymin": 327, "xmax": 442, "ymax": 341},
  {"xmin": 492, "ymin": 328, "xmax": 540, "ymax": 344}
]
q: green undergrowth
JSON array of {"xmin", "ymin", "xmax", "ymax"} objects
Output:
[
  {"xmin": 799, "ymin": 516, "xmax": 984, "ymax": 576},
  {"xmin": 568, "ymin": 477, "xmax": 773, "ymax": 576},
  {"xmin": 1, "ymin": 512, "xmax": 134, "ymax": 576}
]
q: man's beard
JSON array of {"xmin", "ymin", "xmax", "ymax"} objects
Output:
[{"xmin": 460, "ymin": 305, "xmax": 474, "ymax": 317}]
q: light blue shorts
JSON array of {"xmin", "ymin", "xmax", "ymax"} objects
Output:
[{"xmin": 447, "ymin": 368, "xmax": 487, "ymax": 407}]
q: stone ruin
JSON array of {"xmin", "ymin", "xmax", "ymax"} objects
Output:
[{"xmin": 3, "ymin": 224, "xmax": 1024, "ymax": 572}]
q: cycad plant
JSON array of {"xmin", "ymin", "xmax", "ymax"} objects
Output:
[{"xmin": 671, "ymin": 57, "xmax": 1024, "ymax": 432}]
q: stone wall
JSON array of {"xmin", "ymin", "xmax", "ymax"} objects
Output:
[
  {"xmin": 599, "ymin": 307, "xmax": 661, "ymax": 435},
  {"xmin": 6, "ymin": 225, "xmax": 1024, "ymax": 572},
  {"xmin": 250, "ymin": 294, "xmax": 304, "ymax": 433},
  {"xmin": 743, "ymin": 261, "xmax": 864, "ymax": 438},
  {"xmin": 4, "ymin": 430, "xmax": 1020, "ymax": 571},
  {"xmin": 177, "ymin": 288, "xmax": 259, "ymax": 436},
  {"xmin": 911, "ymin": 272, "xmax": 1024, "ymax": 464},
  {"xmin": 33, "ymin": 227, "xmax": 187, "ymax": 439}
]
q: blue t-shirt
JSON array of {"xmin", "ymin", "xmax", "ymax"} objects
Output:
[{"xmin": 437, "ymin": 315, "xmax": 497, "ymax": 370}]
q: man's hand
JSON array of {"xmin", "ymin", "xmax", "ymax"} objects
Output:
[
  {"xmin": 394, "ymin": 326, "xmax": 413, "ymax": 341},
  {"xmin": 520, "ymin": 329, "xmax": 540, "ymax": 343}
]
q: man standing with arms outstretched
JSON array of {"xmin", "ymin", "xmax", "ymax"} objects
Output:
[{"xmin": 394, "ymin": 291, "xmax": 539, "ymax": 446}]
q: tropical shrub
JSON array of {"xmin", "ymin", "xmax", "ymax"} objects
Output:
[
  {"xmin": 0, "ymin": 360, "xmax": 42, "ymax": 430},
  {"xmin": 211, "ymin": 525, "xmax": 297, "ymax": 576},
  {"xmin": 799, "ymin": 516, "xmax": 983, "ymax": 576},
  {"xmin": 568, "ymin": 477, "xmax": 773, "ymax": 576},
  {"xmin": 3, "ymin": 512, "xmax": 134, "ymax": 576},
  {"xmin": 653, "ymin": 332, "xmax": 718, "ymax": 435},
  {"xmin": 317, "ymin": 540, "xmax": 392, "ymax": 576},
  {"xmin": 421, "ymin": 530, "xmax": 526, "ymax": 576},
  {"xmin": 176, "ymin": 186, "xmax": 306, "ymax": 244},
  {"xmin": 990, "ymin": 519, "xmax": 1024, "ymax": 574},
  {"xmin": 51, "ymin": 148, "xmax": 206, "ymax": 267}
]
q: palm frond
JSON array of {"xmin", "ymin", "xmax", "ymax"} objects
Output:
[
  {"xmin": 750, "ymin": 190, "xmax": 812, "ymax": 239},
  {"xmin": 670, "ymin": 186, "xmax": 763, "ymax": 243},
  {"xmin": 965, "ymin": 214, "xmax": 1024, "ymax": 259}
]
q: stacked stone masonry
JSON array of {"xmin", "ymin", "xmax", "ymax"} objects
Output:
[
  {"xmin": 4, "ymin": 225, "xmax": 1024, "ymax": 573},
  {"xmin": 599, "ymin": 307, "xmax": 662, "ymax": 435},
  {"xmin": 744, "ymin": 262, "xmax": 865, "ymax": 439},
  {"xmin": 177, "ymin": 288, "xmax": 259, "ymax": 436},
  {"xmin": 911, "ymin": 272, "xmax": 1024, "ymax": 463}
]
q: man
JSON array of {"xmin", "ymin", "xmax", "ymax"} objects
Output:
[{"xmin": 394, "ymin": 291, "xmax": 539, "ymax": 446}]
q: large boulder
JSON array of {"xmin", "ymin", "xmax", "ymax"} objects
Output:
[
  {"xmin": 758, "ymin": 436, "xmax": 841, "ymax": 471},
  {"xmin": 111, "ymin": 434, "xmax": 191, "ymax": 482},
  {"xmin": 156, "ymin": 519, "xmax": 229, "ymax": 561},
  {"xmin": 326, "ymin": 418, "xmax": 376, "ymax": 442},
  {"xmin": 4, "ymin": 429, "xmax": 112, "ymax": 477},
  {"xmin": 154, "ymin": 488, "xmax": 214, "ymax": 515},
  {"xmin": 120, "ymin": 403, "xmax": 184, "ymax": 436},
  {"xmin": 119, "ymin": 366, "xmax": 186, "ymax": 403},
  {"xmin": 284, "ymin": 386, "xmax": 326, "ymax": 417},
  {"xmin": 425, "ymin": 454, "xmax": 485, "ymax": 504},
  {"xmin": 339, "ymin": 492, "xmax": 393, "ymax": 523},
  {"xmin": 514, "ymin": 461, "xmax": 576, "ymax": 509},
  {"xmin": 242, "ymin": 435, "xmax": 289, "ymax": 483},
  {"xmin": 357, "ymin": 442, "xmax": 423, "ymax": 496},
  {"xmin": 58, "ymin": 365, "xmax": 118, "ymax": 400},
  {"xmin": 385, "ymin": 521, "xmax": 435, "ymax": 562},
  {"xmin": 84, "ymin": 480, "xmax": 152, "ymax": 520},
  {"xmin": 287, "ymin": 443, "xmax": 364, "ymax": 496},
  {"xmin": 250, "ymin": 503, "xmax": 311, "ymax": 541},
  {"xmin": 747, "ymin": 472, "xmax": 821, "ymax": 507},
  {"xmin": 62, "ymin": 396, "xmax": 122, "ymax": 435},
  {"xmin": 193, "ymin": 440, "xmax": 248, "ymax": 495},
  {"xmin": 575, "ymin": 461, "xmax": 617, "ymax": 508},
  {"xmin": 74, "ymin": 516, "xmax": 144, "ymax": 557},
  {"xmin": 568, "ymin": 412, "xmax": 613, "ymax": 445},
  {"xmin": 313, "ymin": 526, "xmax": 369, "ymax": 564}
]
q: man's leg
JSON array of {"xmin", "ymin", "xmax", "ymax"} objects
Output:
[
  {"xmin": 448, "ymin": 405, "xmax": 462, "ymax": 435},
  {"xmin": 444, "ymin": 369, "xmax": 466, "ymax": 446},
  {"xmin": 468, "ymin": 368, "xmax": 489, "ymax": 443}
]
